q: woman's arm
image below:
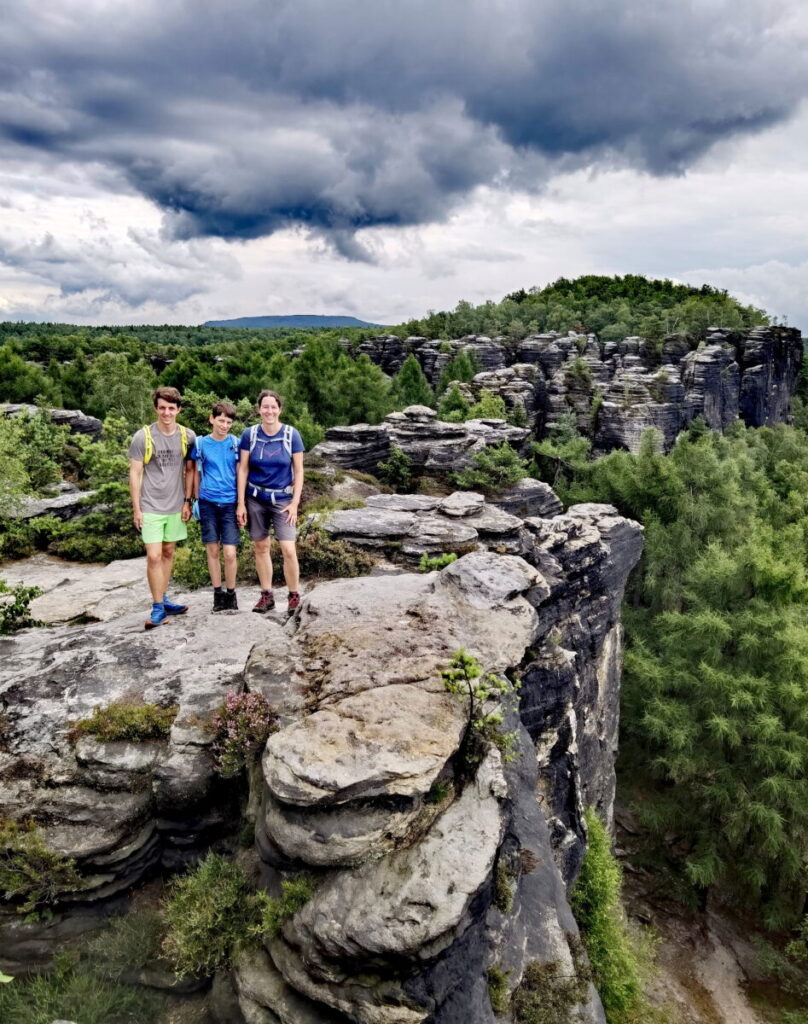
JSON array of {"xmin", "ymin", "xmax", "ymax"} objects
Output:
[{"xmin": 284, "ymin": 451, "xmax": 304, "ymax": 525}]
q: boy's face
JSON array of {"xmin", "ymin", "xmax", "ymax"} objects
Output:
[
  {"xmin": 210, "ymin": 413, "xmax": 234, "ymax": 439},
  {"xmin": 155, "ymin": 398, "xmax": 180, "ymax": 428}
]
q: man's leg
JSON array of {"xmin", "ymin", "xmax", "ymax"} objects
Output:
[
  {"xmin": 206, "ymin": 543, "xmax": 223, "ymax": 588},
  {"xmin": 161, "ymin": 542, "xmax": 176, "ymax": 595},
  {"xmin": 145, "ymin": 542, "xmax": 167, "ymax": 603}
]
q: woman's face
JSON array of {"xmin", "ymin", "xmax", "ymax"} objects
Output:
[{"xmin": 258, "ymin": 395, "xmax": 281, "ymax": 422}]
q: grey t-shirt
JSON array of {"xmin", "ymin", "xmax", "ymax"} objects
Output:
[{"xmin": 128, "ymin": 424, "xmax": 197, "ymax": 515}]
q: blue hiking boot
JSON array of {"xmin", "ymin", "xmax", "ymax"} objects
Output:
[
  {"xmin": 145, "ymin": 603, "xmax": 167, "ymax": 630},
  {"xmin": 162, "ymin": 594, "xmax": 188, "ymax": 616}
]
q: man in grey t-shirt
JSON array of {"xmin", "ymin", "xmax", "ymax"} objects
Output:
[{"xmin": 128, "ymin": 387, "xmax": 197, "ymax": 630}]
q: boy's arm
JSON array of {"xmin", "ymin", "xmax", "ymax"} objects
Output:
[
  {"xmin": 129, "ymin": 459, "xmax": 144, "ymax": 530},
  {"xmin": 236, "ymin": 449, "xmax": 250, "ymax": 527}
]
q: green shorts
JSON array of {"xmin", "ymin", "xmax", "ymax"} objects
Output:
[{"xmin": 141, "ymin": 512, "xmax": 188, "ymax": 545}]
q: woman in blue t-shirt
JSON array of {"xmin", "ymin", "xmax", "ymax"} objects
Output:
[{"xmin": 236, "ymin": 390, "xmax": 305, "ymax": 615}]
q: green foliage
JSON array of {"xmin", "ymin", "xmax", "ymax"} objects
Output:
[
  {"xmin": 511, "ymin": 936, "xmax": 591, "ymax": 1024},
  {"xmin": 0, "ymin": 950, "xmax": 163, "ymax": 1024},
  {"xmin": 71, "ymin": 702, "xmax": 177, "ymax": 742},
  {"xmin": 425, "ymin": 778, "xmax": 454, "ymax": 804},
  {"xmin": 493, "ymin": 858, "xmax": 516, "ymax": 914},
  {"xmin": 391, "ymin": 354, "xmax": 435, "ymax": 408},
  {"xmin": 0, "ymin": 819, "xmax": 84, "ymax": 918},
  {"xmin": 571, "ymin": 810, "xmax": 643, "ymax": 1021},
  {"xmin": 441, "ymin": 649, "xmax": 520, "ymax": 764},
  {"xmin": 210, "ymin": 691, "xmax": 278, "ymax": 778},
  {"xmin": 0, "ymin": 579, "xmax": 42, "ymax": 633},
  {"xmin": 295, "ymin": 525, "xmax": 376, "ymax": 579},
  {"xmin": 754, "ymin": 916, "xmax": 808, "ymax": 1024},
  {"xmin": 87, "ymin": 352, "xmax": 157, "ymax": 428},
  {"xmin": 468, "ymin": 389, "xmax": 508, "ymax": 420},
  {"xmin": 259, "ymin": 875, "xmax": 316, "ymax": 937},
  {"xmin": 452, "ymin": 442, "xmax": 529, "ymax": 494},
  {"xmin": 565, "ymin": 357, "xmax": 592, "ymax": 388},
  {"xmin": 395, "ymin": 275, "xmax": 767, "ymax": 343},
  {"xmin": 418, "ymin": 552, "xmax": 459, "ymax": 572},
  {"xmin": 378, "ymin": 445, "xmax": 413, "ymax": 491},
  {"xmin": 0, "ymin": 417, "xmax": 30, "ymax": 518},
  {"xmin": 437, "ymin": 383, "xmax": 471, "ymax": 422},
  {"xmin": 437, "ymin": 349, "xmax": 480, "ymax": 394},
  {"xmin": 47, "ymin": 483, "xmax": 145, "ymax": 563},
  {"xmin": 487, "ymin": 964, "xmax": 511, "ymax": 1014},
  {"xmin": 88, "ymin": 906, "xmax": 167, "ymax": 981},
  {"xmin": 557, "ymin": 424, "xmax": 808, "ymax": 923},
  {"xmin": 162, "ymin": 853, "xmax": 262, "ymax": 978}
]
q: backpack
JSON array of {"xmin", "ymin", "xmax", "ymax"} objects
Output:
[
  {"xmin": 248, "ymin": 423, "xmax": 293, "ymax": 459},
  {"xmin": 143, "ymin": 424, "xmax": 189, "ymax": 464},
  {"xmin": 196, "ymin": 434, "xmax": 239, "ymax": 478}
]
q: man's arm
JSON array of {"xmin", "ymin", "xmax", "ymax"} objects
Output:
[
  {"xmin": 129, "ymin": 459, "xmax": 144, "ymax": 530},
  {"xmin": 182, "ymin": 459, "xmax": 195, "ymax": 522}
]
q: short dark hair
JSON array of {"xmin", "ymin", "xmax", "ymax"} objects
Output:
[
  {"xmin": 153, "ymin": 386, "xmax": 182, "ymax": 408},
  {"xmin": 211, "ymin": 400, "xmax": 237, "ymax": 419},
  {"xmin": 256, "ymin": 389, "xmax": 283, "ymax": 411}
]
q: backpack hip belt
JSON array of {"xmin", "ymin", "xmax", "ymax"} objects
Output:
[{"xmin": 249, "ymin": 484, "xmax": 294, "ymax": 505}]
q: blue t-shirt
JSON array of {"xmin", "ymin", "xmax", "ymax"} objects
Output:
[
  {"xmin": 239, "ymin": 424, "xmax": 305, "ymax": 495},
  {"xmin": 193, "ymin": 434, "xmax": 240, "ymax": 503}
]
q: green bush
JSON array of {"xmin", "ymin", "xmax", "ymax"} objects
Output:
[
  {"xmin": 571, "ymin": 810, "xmax": 643, "ymax": 1021},
  {"xmin": 162, "ymin": 853, "xmax": 262, "ymax": 978},
  {"xmin": 418, "ymin": 552, "xmax": 458, "ymax": 572},
  {"xmin": 437, "ymin": 383, "xmax": 470, "ymax": 421},
  {"xmin": 441, "ymin": 649, "xmax": 520, "ymax": 764},
  {"xmin": 259, "ymin": 875, "xmax": 315, "ymax": 937},
  {"xmin": 70, "ymin": 702, "xmax": 177, "ymax": 742},
  {"xmin": 452, "ymin": 443, "xmax": 529, "ymax": 494},
  {"xmin": 0, "ymin": 520, "xmax": 35, "ymax": 561},
  {"xmin": 0, "ymin": 950, "xmax": 163, "ymax": 1024},
  {"xmin": 565, "ymin": 357, "xmax": 592, "ymax": 388},
  {"xmin": 467, "ymin": 389, "xmax": 508, "ymax": 420},
  {"xmin": 378, "ymin": 445, "xmax": 413, "ymax": 491},
  {"xmin": 487, "ymin": 964, "xmax": 511, "ymax": 1013},
  {"xmin": 0, "ymin": 819, "xmax": 84, "ymax": 918},
  {"xmin": 0, "ymin": 580, "xmax": 42, "ymax": 634}
]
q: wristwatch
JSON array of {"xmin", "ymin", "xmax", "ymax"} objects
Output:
[{"xmin": 184, "ymin": 497, "xmax": 193, "ymax": 504}]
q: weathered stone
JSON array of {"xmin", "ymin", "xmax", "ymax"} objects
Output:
[
  {"xmin": 492, "ymin": 478, "xmax": 563, "ymax": 519},
  {"xmin": 364, "ymin": 494, "xmax": 440, "ymax": 513},
  {"xmin": 0, "ymin": 403, "xmax": 103, "ymax": 436},
  {"xmin": 320, "ymin": 508, "xmax": 416, "ymax": 547},
  {"xmin": 439, "ymin": 492, "xmax": 485, "ymax": 517},
  {"xmin": 400, "ymin": 515, "xmax": 479, "ymax": 556}
]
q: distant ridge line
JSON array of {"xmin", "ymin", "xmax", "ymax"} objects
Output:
[{"xmin": 202, "ymin": 314, "xmax": 383, "ymax": 328}]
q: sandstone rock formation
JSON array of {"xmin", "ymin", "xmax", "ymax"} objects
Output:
[
  {"xmin": 319, "ymin": 327, "xmax": 802, "ymax": 475},
  {"xmin": 0, "ymin": 403, "xmax": 103, "ymax": 436},
  {"xmin": 1, "ymin": 490, "xmax": 642, "ymax": 1023}
]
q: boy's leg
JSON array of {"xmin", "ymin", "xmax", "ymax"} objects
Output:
[
  {"xmin": 206, "ymin": 543, "xmax": 223, "ymax": 588},
  {"xmin": 222, "ymin": 545, "xmax": 237, "ymax": 590}
]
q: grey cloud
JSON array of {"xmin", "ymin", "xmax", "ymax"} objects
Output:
[{"xmin": 0, "ymin": 1, "xmax": 807, "ymax": 253}]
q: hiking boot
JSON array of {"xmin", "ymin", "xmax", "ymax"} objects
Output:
[
  {"xmin": 252, "ymin": 590, "xmax": 275, "ymax": 614},
  {"xmin": 162, "ymin": 594, "xmax": 188, "ymax": 616},
  {"xmin": 287, "ymin": 591, "xmax": 301, "ymax": 614},
  {"xmin": 212, "ymin": 590, "xmax": 226, "ymax": 612},
  {"xmin": 145, "ymin": 603, "xmax": 167, "ymax": 630},
  {"xmin": 225, "ymin": 590, "xmax": 238, "ymax": 611}
]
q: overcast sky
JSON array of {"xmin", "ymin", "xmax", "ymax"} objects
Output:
[{"xmin": 1, "ymin": 0, "xmax": 807, "ymax": 330}]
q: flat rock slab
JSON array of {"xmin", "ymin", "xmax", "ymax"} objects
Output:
[
  {"xmin": 1, "ymin": 553, "xmax": 145, "ymax": 624},
  {"xmin": 265, "ymin": 684, "xmax": 465, "ymax": 806},
  {"xmin": 321, "ymin": 508, "xmax": 416, "ymax": 543},
  {"xmin": 364, "ymin": 494, "xmax": 440, "ymax": 513},
  {"xmin": 438, "ymin": 492, "xmax": 485, "ymax": 517},
  {"xmin": 400, "ymin": 516, "xmax": 478, "ymax": 556}
]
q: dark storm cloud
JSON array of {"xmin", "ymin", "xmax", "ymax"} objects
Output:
[{"xmin": 1, "ymin": 0, "xmax": 807, "ymax": 253}]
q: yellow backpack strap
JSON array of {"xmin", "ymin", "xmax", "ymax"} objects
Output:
[
  {"xmin": 179, "ymin": 424, "xmax": 188, "ymax": 458},
  {"xmin": 143, "ymin": 426, "xmax": 153, "ymax": 465}
]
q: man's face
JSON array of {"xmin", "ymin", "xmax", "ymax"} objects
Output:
[
  {"xmin": 210, "ymin": 413, "xmax": 234, "ymax": 439},
  {"xmin": 155, "ymin": 399, "xmax": 180, "ymax": 427}
]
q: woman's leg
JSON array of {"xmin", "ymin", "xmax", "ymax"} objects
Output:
[
  {"xmin": 278, "ymin": 539, "xmax": 299, "ymax": 593},
  {"xmin": 253, "ymin": 538, "xmax": 273, "ymax": 591}
]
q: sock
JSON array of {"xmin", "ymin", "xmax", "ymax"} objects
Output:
[
  {"xmin": 214, "ymin": 586, "xmax": 223, "ymax": 592},
  {"xmin": 226, "ymin": 588, "xmax": 235, "ymax": 594}
]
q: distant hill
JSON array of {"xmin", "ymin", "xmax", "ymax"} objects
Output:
[{"xmin": 202, "ymin": 314, "xmax": 383, "ymax": 329}]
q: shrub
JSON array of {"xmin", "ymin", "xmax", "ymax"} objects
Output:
[
  {"xmin": 47, "ymin": 483, "xmax": 144, "ymax": 563},
  {"xmin": 418, "ymin": 552, "xmax": 458, "ymax": 572},
  {"xmin": 0, "ymin": 951, "xmax": 163, "ymax": 1024},
  {"xmin": 511, "ymin": 936, "xmax": 591, "ymax": 1024},
  {"xmin": 437, "ymin": 383, "xmax": 470, "ymax": 421},
  {"xmin": 162, "ymin": 853, "xmax": 261, "ymax": 978},
  {"xmin": 0, "ymin": 819, "xmax": 84, "ymax": 918},
  {"xmin": 0, "ymin": 520, "xmax": 35, "ymax": 561},
  {"xmin": 89, "ymin": 906, "xmax": 167, "ymax": 980},
  {"xmin": 294, "ymin": 525, "xmax": 376, "ymax": 579},
  {"xmin": 0, "ymin": 580, "xmax": 42, "ymax": 634},
  {"xmin": 571, "ymin": 810, "xmax": 648, "ymax": 1022},
  {"xmin": 565, "ymin": 357, "xmax": 592, "ymax": 388},
  {"xmin": 468, "ymin": 389, "xmax": 508, "ymax": 420},
  {"xmin": 441, "ymin": 649, "xmax": 520, "ymax": 764},
  {"xmin": 211, "ymin": 691, "xmax": 278, "ymax": 778},
  {"xmin": 452, "ymin": 443, "xmax": 529, "ymax": 494},
  {"xmin": 378, "ymin": 445, "xmax": 413, "ymax": 491},
  {"xmin": 488, "ymin": 964, "xmax": 511, "ymax": 1014},
  {"xmin": 71, "ymin": 702, "xmax": 177, "ymax": 742},
  {"xmin": 259, "ymin": 875, "xmax": 315, "ymax": 937}
]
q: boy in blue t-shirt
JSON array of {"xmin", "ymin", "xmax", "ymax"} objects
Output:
[{"xmin": 193, "ymin": 401, "xmax": 241, "ymax": 612}]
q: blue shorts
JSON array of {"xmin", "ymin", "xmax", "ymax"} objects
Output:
[{"xmin": 198, "ymin": 499, "xmax": 240, "ymax": 546}]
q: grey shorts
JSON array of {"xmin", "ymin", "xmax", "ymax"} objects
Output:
[{"xmin": 246, "ymin": 496, "xmax": 297, "ymax": 542}]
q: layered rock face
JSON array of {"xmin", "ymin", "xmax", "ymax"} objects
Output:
[
  {"xmin": 1, "ymin": 491, "xmax": 642, "ymax": 1023},
  {"xmin": 324, "ymin": 327, "xmax": 802, "ymax": 471}
]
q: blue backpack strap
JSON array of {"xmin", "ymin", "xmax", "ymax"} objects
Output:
[
  {"xmin": 248, "ymin": 424, "xmax": 259, "ymax": 454},
  {"xmin": 283, "ymin": 423, "xmax": 293, "ymax": 459}
]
